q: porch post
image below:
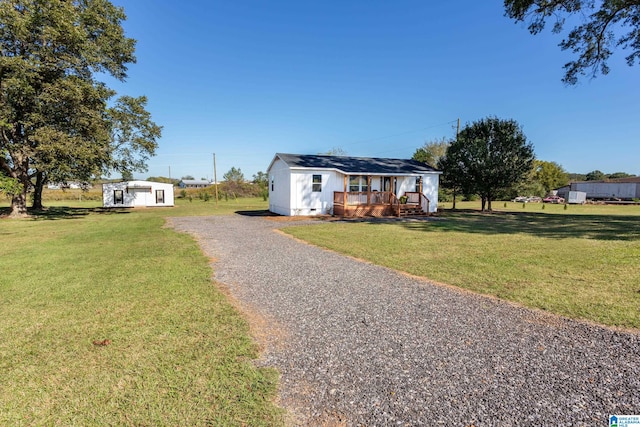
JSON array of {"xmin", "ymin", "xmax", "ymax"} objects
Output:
[
  {"xmin": 343, "ymin": 174, "xmax": 347, "ymax": 207},
  {"xmin": 366, "ymin": 175, "xmax": 371, "ymax": 205}
]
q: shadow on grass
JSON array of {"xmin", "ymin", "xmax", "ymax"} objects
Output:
[
  {"xmin": 396, "ymin": 210, "xmax": 640, "ymax": 241},
  {"xmin": 0, "ymin": 206, "xmax": 132, "ymax": 220},
  {"xmin": 235, "ymin": 210, "xmax": 279, "ymax": 217}
]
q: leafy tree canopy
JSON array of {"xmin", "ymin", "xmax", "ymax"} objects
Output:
[
  {"xmin": 0, "ymin": 170, "xmax": 21, "ymax": 198},
  {"xmin": 412, "ymin": 137, "xmax": 450, "ymax": 168},
  {"xmin": 252, "ymin": 171, "xmax": 268, "ymax": 188},
  {"xmin": 147, "ymin": 176, "xmax": 178, "ymax": 184},
  {"xmin": 181, "ymin": 175, "xmax": 195, "ymax": 180},
  {"xmin": 568, "ymin": 172, "xmax": 587, "ymax": 182},
  {"xmin": 533, "ymin": 160, "xmax": 569, "ymax": 193},
  {"xmin": 586, "ymin": 169, "xmax": 607, "ymax": 181},
  {"xmin": 440, "ymin": 116, "xmax": 535, "ymax": 211},
  {"xmin": 504, "ymin": 0, "xmax": 640, "ymax": 84},
  {"xmin": 608, "ymin": 171, "xmax": 634, "ymax": 179},
  {"xmin": 223, "ymin": 167, "xmax": 244, "ymax": 184}
]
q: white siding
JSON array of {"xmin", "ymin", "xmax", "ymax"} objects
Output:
[
  {"xmin": 396, "ymin": 176, "xmax": 416, "ymax": 196},
  {"xmin": 394, "ymin": 174, "xmax": 439, "ymax": 213},
  {"xmin": 571, "ymin": 182, "xmax": 639, "ymax": 199},
  {"xmin": 289, "ymin": 170, "xmax": 339, "ymax": 215},
  {"xmin": 267, "ymin": 158, "xmax": 292, "ymax": 215},
  {"xmin": 103, "ymin": 181, "xmax": 174, "ymax": 208},
  {"xmin": 422, "ymin": 173, "xmax": 440, "ymax": 213}
]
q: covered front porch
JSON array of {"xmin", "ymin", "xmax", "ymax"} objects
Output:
[{"xmin": 333, "ymin": 175, "xmax": 431, "ymax": 217}]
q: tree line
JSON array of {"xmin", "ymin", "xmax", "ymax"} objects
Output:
[{"xmin": 413, "ymin": 116, "xmax": 636, "ymax": 211}]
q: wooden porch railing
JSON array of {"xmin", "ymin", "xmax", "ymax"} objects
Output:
[
  {"xmin": 333, "ymin": 191, "xmax": 393, "ymax": 206},
  {"xmin": 333, "ymin": 191, "xmax": 430, "ymax": 217},
  {"xmin": 404, "ymin": 191, "xmax": 431, "ymax": 215},
  {"xmin": 390, "ymin": 192, "xmax": 400, "ymax": 216}
]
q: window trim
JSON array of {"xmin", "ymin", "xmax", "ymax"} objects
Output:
[
  {"xmin": 312, "ymin": 174, "xmax": 322, "ymax": 192},
  {"xmin": 114, "ymin": 189, "xmax": 124, "ymax": 204}
]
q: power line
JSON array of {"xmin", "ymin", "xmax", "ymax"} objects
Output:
[{"xmin": 339, "ymin": 119, "xmax": 458, "ymax": 147}]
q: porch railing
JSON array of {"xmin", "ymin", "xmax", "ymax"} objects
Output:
[
  {"xmin": 333, "ymin": 191, "xmax": 393, "ymax": 206},
  {"xmin": 403, "ymin": 191, "xmax": 431, "ymax": 214},
  {"xmin": 333, "ymin": 190, "xmax": 430, "ymax": 216}
]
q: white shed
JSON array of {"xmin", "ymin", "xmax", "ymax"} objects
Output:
[
  {"xmin": 267, "ymin": 153, "xmax": 441, "ymax": 217},
  {"xmin": 102, "ymin": 181, "xmax": 174, "ymax": 208}
]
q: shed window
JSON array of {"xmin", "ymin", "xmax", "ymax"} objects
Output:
[
  {"xmin": 114, "ymin": 190, "xmax": 124, "ymax": 204},
  {"xmin": 312, "ymin": 175, "xmax": 322, "ymax": 192},
  {"xmin": 156, "ymin": 190, "xmax": 165, "ymax": 204}
]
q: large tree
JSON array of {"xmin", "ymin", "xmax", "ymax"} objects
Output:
[
  {"xmin": 412, "ymin": 137, "xmax": 450, "ymax": 169},
  {"xmin": 533, "ymin": 160, "xmax": 569, "ymax": 193},
  {"xmin": 586, "ymin": 169, "xmax": 607, "ymax": 181},
  {"xmin": 0, "ymin": 0, "xmax": 160, "ymax": 217},
  {"xmin": 442, "ymin": 117, "xmax": 535, "ymax": 211},
  {"xmin": 505, "ymin": 0, "xmax": 640, "ymax": 84},
  {"xmin": 223, "ymin": 167, "xmax": 245, "ymax": 184}
]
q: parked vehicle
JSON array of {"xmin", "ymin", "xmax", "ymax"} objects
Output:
[
  {"xmin": 513, "ymin": 196, "xmax": 542, "ymax": 203},
  {"xmin": 543, "ymin": 195, "xmax": 565, "ymax": 204}
]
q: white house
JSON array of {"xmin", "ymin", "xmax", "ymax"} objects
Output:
[
  {"xmin": 267, "ymin": 153, "xmax": 441, "ymax": 217},
  {"xmin": 102, "ymin": 181, "xmax": 174, "ymax": 208}
]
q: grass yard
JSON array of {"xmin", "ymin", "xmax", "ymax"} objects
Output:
[
  {"xmin": 284, "ymin": 202, "xmax": 640, "ymax": 330},
  {"xmin": 0, "ymin": 198, "xmax": 283, "ymax": 425}
]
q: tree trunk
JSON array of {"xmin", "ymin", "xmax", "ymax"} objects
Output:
[
  {"xmin": 452, "ymin": 191, "xmax": 457, "ymax": 209},
  {"xmin": 9, "ymin": 167, "xmax": 30, "ymax": 217},
  {"xmin": 487, "ymin": 197, "xmax": 493, "ymax": 212},
  {"xmin": 10, "ymin": 191, "xmax": 28, "ymax": 217},
  {"xmin": 481, "ymin": 196, "xmax": 486, "ymax": 212},
  {"xmin": 32, "ymin": 171, "xmax": 45, "ymax": 210}
]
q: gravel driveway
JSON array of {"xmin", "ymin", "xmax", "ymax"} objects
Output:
[{"xmin": 170, "ymin": 214, "xmax": 639, "ymax": 426}]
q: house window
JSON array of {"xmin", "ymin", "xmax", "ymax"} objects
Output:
[
  {"xmin": 156, "ymin": 190, "xmax": 164, "ymax": 204},
  {"xmin": 271, "ymin": 176, "xmax": 274, "ymax": 191},
  {"xmin": 415, "ymin": 177, "xmax": 422, "ymax": 192},
  {"xmin": 349, "ymin": 176, "xmax": 360, "ymax": 192},
  {"xmin": 362, "ymin": 177, "xmax": 369, "ymax": 193},
  {"xmin": 114, "ymin": 190, "xmax": 124, "ymax": 204},
  {"xmin": 312, "ymin": 174, "xmax": 322, "ymax": 192},
  {"xmin": 349, "ymin": 176, "xmax": 369, "ymax": 192}
]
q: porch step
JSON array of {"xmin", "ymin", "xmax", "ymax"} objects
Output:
[{"xmin": 399, "ymin": 206, "xmax": 427, "ymax": 217}]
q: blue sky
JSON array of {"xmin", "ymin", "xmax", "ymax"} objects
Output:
[{"xmin": 107, "ymin": 0, "xmax": 639, "ymax": 181}]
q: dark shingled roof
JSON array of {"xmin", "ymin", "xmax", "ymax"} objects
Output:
[{"xmin": 274, "ymin": 153, "xmax": 439, "ymax": 175}]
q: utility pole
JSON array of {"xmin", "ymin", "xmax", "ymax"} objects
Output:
[
  {"xmin": 213, "ymin": 153, "xmax": 219, "ymax": 206},
  {"xmin": 456, "ymin": 117, "xmax": 460, "ymax": 140}
]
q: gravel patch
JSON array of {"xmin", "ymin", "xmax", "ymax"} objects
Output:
[{"xmin": 170, "ymin": 214, "xmax": 639, "ymax": 426}]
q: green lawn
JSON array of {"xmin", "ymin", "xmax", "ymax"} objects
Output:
[
  {"xmin": 0, "ymin": 198, "xmax": 283, "ymax": 426},
  {"xmin": 1, "ymin": 196, "xmax": 639, "ymax": 424},
  {"xmin": 284, "ymin": 202, "xmax": 640, "ymax": 330}
]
